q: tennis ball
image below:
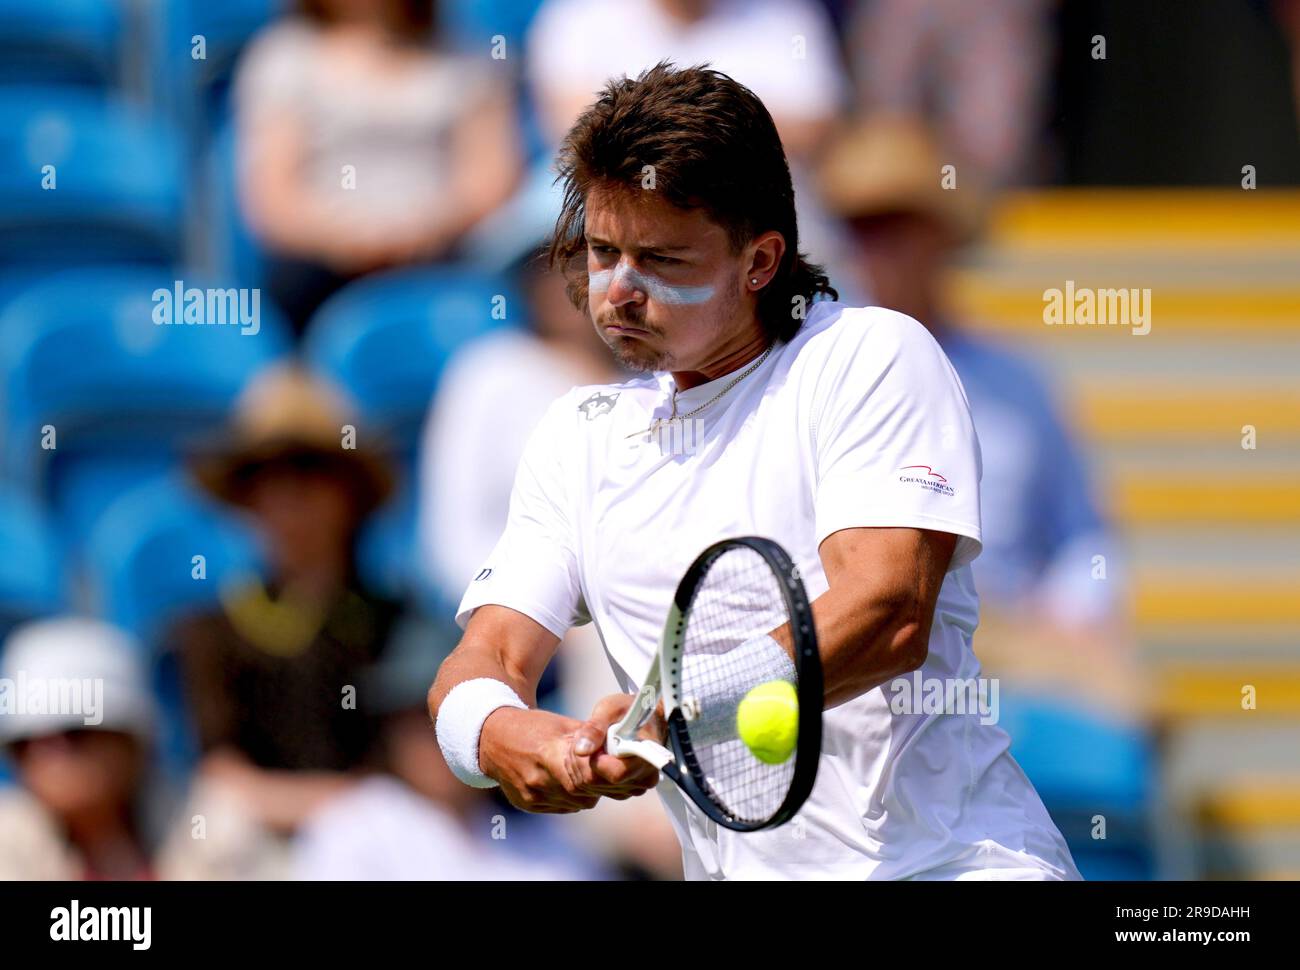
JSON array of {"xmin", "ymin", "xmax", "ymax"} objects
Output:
[{"xmin": 736, "ymin": 680, "xmax": 798, "ymax": 764}]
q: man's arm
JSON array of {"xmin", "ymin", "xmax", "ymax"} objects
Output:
[
  {"xmin": 428, "ymin": 605, "xmax": 659, "ymax": 812},
  {"xmin": 566, "ymin": 526, "xmax": 957, "ymax": 756},
  {"xmin": 806, "ymin": 525, "xmax": 956, "ymax": 708}
]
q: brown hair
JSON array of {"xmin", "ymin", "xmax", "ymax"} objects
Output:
[
  {"xmin": 297, "ymin": 0, "xmax": 436, "ymax": 42},
  {"xmin": 548, "ymin": 60, "xmax": 837, "ymax": 343}
]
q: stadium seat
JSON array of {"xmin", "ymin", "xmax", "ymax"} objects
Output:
[
  {"xmin": 0, "ymin": 0, "xmax": 123, "ymax": 88},
  {"xmin": 0, "ymin": 87, "xmax": 185, "ymax": 267},
  {"xmin": 0, "ymin": 485, "xmax": 64, "ymax": 644},
  {"xmin": 83, "ymin": 473, "xmax": 264, "ymax": 647},
  {"xmin": 0, "ymin": 266, "xmax": 291, "ymax": 546},
  {"xmin": 83, "ymin": 473, "xmax": 266, "ymax": 778},
  {"xmin": 357, "ymin": 469, "xmax": 417, "ymax": 602},
  {"xmin": 436, "ymin": 0, "xmax": 549, "ymax": 163},
  {"xmin": 302, "ymin": 266, "xmax": 523, "ymax": 454},
  {"xmin": 150, "ymin": 0, "xmax": 286, "ymax": 151},
  {"xmin": 998, "ymin": 689, "xmax": 1158, "ymax": 879},
  {"xmin": 201, "ymin": 117, "xmax": 266, "ymax": 288},
  {"xmin": 439, "ymin": 0, "xmax": 546, "ymax": 55}
]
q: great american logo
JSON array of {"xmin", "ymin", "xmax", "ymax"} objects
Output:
[{"xmin": 898, "ymin": 465, "xmax": 955, "ymax": 497}]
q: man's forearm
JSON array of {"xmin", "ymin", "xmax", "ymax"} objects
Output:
[
  {"xmin": 427, "ymin": 606, "xmax": 559, "ymax": 721},
  {"xmin": 427, "ymin": 644, "xmax": 536, "ymax": 724}
]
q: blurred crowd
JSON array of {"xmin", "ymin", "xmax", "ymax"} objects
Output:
[{"xmin": 1, "ymin": 0, "xmax": 1294, "ymax": 881}]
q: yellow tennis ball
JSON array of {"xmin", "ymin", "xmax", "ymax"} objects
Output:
[{"xmin": 736, "ymin": 680, "xmax": 798, "ymax": 764}]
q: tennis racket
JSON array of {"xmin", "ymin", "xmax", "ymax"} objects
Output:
[{"xmin": 604, "ymin": 536, "xmax": 822, "ymax": 831}]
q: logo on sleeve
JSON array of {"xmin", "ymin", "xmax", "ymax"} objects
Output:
[
  {"xmin": 473, "ymin": 568, "xmax": 493, "ymax": 581},
  {"xmin": 899, "ymin": 465, "xmax": 955, "ymax": 496},
  {"xmin": 577, "ymin": 391, "xmax": 620, "ymax": 420}
]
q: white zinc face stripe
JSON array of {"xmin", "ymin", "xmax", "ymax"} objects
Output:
[{"xmin": 588, "ymin": 264, "xmax": 716, "ymax": 305}]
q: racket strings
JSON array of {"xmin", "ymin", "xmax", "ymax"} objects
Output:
[{"xmin": 677, "ymin": 547, "xmax": 798, "ymax": 824}]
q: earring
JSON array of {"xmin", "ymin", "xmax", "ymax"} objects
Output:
[{"xmin": 750, "ymin": 277, "xmax": 759, "ymax": 285}]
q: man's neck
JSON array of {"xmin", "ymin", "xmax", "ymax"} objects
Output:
[{"xmin": 671, "ymin": 333, "xmax": 770, "ymax": 392}]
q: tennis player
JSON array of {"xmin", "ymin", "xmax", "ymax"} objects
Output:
[{"xmin": 430, "ymin": 60, "xmax": 1082, "ymax": 881}]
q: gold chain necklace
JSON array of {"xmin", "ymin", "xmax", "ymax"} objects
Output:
[{"xmin": 625, "ymin": 344, "xmax": 773, "ymax": 441}]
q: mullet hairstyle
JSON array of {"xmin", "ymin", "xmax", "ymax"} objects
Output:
[{"xmin": 547, "ymin": 60, "xmax": 837, "ymax": 343}]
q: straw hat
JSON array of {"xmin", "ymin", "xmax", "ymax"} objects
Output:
[
  {"xmin": 189, "ymin": 365, "xmax": 393, "ymax": 514},
  {"xmin": 816, "ymin": 114, "xmax": 989, "ymax": 244}
]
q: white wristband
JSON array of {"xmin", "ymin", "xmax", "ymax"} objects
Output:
[{"xmin": 435, "ymin": 678, "xmax": 529, "ymax": 788}]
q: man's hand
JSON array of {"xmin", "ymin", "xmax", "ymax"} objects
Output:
[
  {"xmin": 565, "ymin": 694, "xmax": 665, "ymax": 800},
  {"xmin": 477, "ymin": 705, "xmax": 653, "ymax": 813}
]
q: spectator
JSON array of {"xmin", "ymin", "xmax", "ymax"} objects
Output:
[
  {"xmin": 293, "ymin": 614, "xmax": 606, "ymax": 879},
  {"xmin": 845, "ymin": 0, "xmax": 1056, "ymax": 187},
  {"xmin": 419, "ymin": 248, "xmax": 625, "ymax": 600},
  {"xmin": 417, "ymin": 248, "xmax": 683, "ymax": 879},
  {"xmin": 234, "ymin": 0, "xmax": 523, "ymax": 334},
  {"xmin": 525, "ymin": 0, "xmax": 849, "ymax": 163},
  {"xmin": 522, "ymin": 2, "xmax": 858, "ymax": 290},
  {"xmin": 817, "ymin": 114, "xmax": 1146, "ymax": 715},
  {"xmin": 0, "ymin": 618, "xmax": 162, "ymax": 880},
  {"xmin": 168, "ymin": 366, "xmax": 403, "ymax": 868}
]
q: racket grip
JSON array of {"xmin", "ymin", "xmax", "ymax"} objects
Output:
[{"xmin": 606, "ymin": 683, "xmax": 658, "ymax": 757}]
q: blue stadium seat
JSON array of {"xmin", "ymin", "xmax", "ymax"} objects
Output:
[
  {"xmin": 0, "ymin": 486, "xmax": 64, "ymax": 644},
  {"xmin": 302, "ymin": 267, "xmax": 523, "ymax": 454},
  {"xmin": 0, "ymin": 87, "xmax": 185, "ymax": 267},
  {"xmin": 83, "ymin": 473, "xmax": 264, "ymax": 647},
  {"xmin": 150, "ymin": 0, "xmax": 286, "ymax": 150},
  {"xmin": 0, "ymin": 0, "xmax": 123, "ymax": 88},
  {"xmin": 437, "ymin": 0, "xmax": 549, "ymax": 162},
  {"xmin": 357, "ymin": 465, "xmax": 418, "ymax": 601},
  {"xmin": 0, "ymin": 266, "xmax": 291, "ymax": 546},
  {"xmin": 83, "ymin": 473, "xmax": 266, "ymax": 778},
  {"xmin": 439, "ymin": 0, "xmax": 546, "ymax": 57},
  {"xmin": 202, "ymin": 117, "xmax": 265, "ymax": 288},
  {"xmin": 998, "ymin": 689, "xmax": 1158, "ymax": 879}
]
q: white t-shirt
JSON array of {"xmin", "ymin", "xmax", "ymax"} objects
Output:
[
  {"xmin": 456, "ymin": 302, "xmax": 1081, "ymax": 880},
  {"xmin": 235, "ymin": 19, "xmax": 501, "ymax": 227},
  {"xmin": 525, "ymin": 0, "xmax": 848, "ymax": 143}
]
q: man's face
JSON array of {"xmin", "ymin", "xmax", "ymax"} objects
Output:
[{"xmin": 583, "ymin": 184, "xmax": 748, "ymax": 374}]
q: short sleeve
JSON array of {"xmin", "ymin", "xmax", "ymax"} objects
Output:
[
  {"xmin": 232, "ymin": 20, "xmax": 315, "ymax": 123},
  {"xmin": 455, "ymin": 392, "xmax": 587, "ymax": 637},
  {"xmin": 811, "ymin": 309, "xmax": 983, "ymax": 570}
]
